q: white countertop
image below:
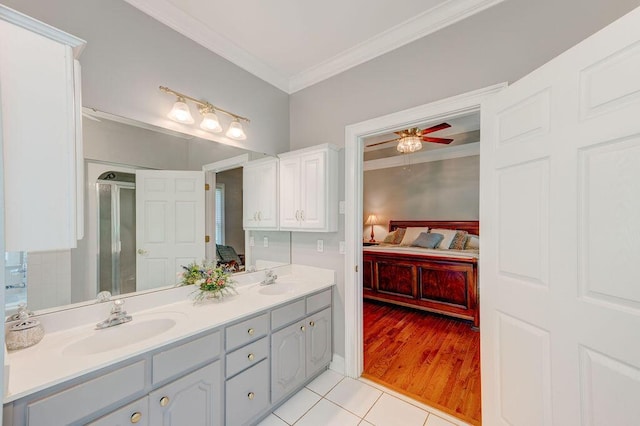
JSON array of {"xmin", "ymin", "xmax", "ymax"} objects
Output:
[{"xmin": 4, "ymin": 265, "xmax": 335, "ymax": 403}]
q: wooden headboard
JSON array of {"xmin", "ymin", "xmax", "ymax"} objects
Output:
[{"xmin": 389, "ymin": 220, "xmax": 479, "ymax": 236}]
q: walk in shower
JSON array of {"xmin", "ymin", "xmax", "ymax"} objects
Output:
[{"xmin": 97, "ymin": 171, "xmax": 136, "ymax": 296}]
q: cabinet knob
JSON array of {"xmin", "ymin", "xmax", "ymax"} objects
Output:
[
  {"xmin": 248, "ymin": 392, "xmax": 255, "ymax": 400},
  {"xmin": 137, "ymin": 248, "xmax": 148, "ymax": 255},
  {"xmin": 258, "ymin": 211, "xmax": 262, "ymax": 221},
  {"xmin": 309, "ymin": 321, "xmax": 315, "ymax": 327},
  {"xmin": 160, "ymin": 396, "xmax": 170, "ymax": 407},
  {"xmin": 248, "ymin": 353, "xmax": 255, "ymax": 361},
  {"xmin": 295, "ymin": 210, "xmax": 300, "ymax": 220},
  {"xmin": 130, "ymin": 412, "xmax": 142, "ymax": 423},
  {"xmin": 300, "ymin": 210, "xmax": 305, "ymax": 221},
  {"xmin": 248, "ymin": 327, "xmax": 255, "ymax": 336},
  {"xmin": 300, "ymin": 325, "xmax": 305, "ymax": 332}
]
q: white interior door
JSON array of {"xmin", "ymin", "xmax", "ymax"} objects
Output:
[
  {"xmin": 480, "ymin": 6, "xmax": 640, "ymax": 425},
  {"xmin": 136, "ymin": 170, "xmax": 205, "ymax": 290}
]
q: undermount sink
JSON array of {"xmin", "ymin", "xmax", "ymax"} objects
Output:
[
  {"xmin": 62, "ymin": 313, "xmax": 184, "ymax": 356},
  {"xmin": 258, "ymin": 283, "xmax": 295, "ymax": 296}
]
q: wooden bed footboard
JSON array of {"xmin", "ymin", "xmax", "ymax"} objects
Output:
[{"xmin": 363, "ymin": 220, "xmax": 479, "ymax": 327}]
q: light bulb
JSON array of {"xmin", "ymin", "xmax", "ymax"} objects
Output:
[
  {"xmin": 167, "ymin": 98, "xmax": 194, "ymax": 124},
  {"xmin": 200, "ymin": 111, "xmax": 222, "ymax": 133},
  {"xmin": 226, "ymin": 120, "xmax": 246, "ymax": 140}
]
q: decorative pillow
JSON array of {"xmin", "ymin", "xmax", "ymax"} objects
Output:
[
  {"xmin": 465, "ymin": 234, "xmax": 480, "ymax": 250},
  {"xmin": 449, "ymin": 230, "xmax": 469, "ymax": 250},
  {"xmin": 412, "ymin": 232, "xmax": 443, "ymax": 249},
  {"xmin": 383, "ymin": 228, "xmax": 405, "ymax": 244},
  {"xmin": 429, "ymin": 228, "xmax": 458, "ymax": 249},
  {"xmin": 399, "ymin": 227, "xmax": 430, "ymax": 246}
]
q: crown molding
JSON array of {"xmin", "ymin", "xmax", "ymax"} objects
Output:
[
  {"xmin": 124, "ymin": 0, "xmax": 505, "ymax": 94},
  {"xmin": 288, "ymin": 0, "xmax": 507, "ymax": 93},
  {"xmin": 123, "ymin": 0, "xmax": 290, "ymax": 92}
]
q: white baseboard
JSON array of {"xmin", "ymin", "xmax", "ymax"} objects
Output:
[{"xmin": 329, "ymin": 353, "xmax": 345, "ymax": 375}]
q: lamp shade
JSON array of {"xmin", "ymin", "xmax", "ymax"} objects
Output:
[
  {"xmin": 200, "ymin": 111, "xmax": 222, "ymax": 132},
  {"xmin": 167, "ymin": 99, "xmax": 194, "ymax": 124},
  {"xmin": 226, "ymin": 120, "xmax": 246, "ymax": 140},
  {"xmin": 365, "ymin": 214, "xmax": 378, "ymax": 225}
]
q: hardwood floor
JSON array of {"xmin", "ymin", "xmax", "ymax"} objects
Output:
[{"xmin": 363, "ymin": 300, "xmax": 481, "ymax": 425}]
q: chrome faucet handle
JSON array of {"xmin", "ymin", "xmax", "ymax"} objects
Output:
[{"xmin": 111, "ymin": 299, "xmax": 125, "ymax": 314}]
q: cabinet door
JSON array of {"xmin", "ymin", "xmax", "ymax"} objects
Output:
[
  {"xmin": 279, "ymin": 157, "xmax": 301, "ymax": 229},
  {"xmin": 271, "ymin": 320, "xmax": 306, "ymax": 403},
  {"xmin": 149, "ymin": 361, "xmax": 222, "ymax": 426},
  {"xmin": 243, "ymin": 160, "xmax": 278, "ymax": 230},
  {"xmin": 299, "ymin": 151, "xmax": 327, "ymax": 230},
  {"xmin": 306, "ymin": 307, "xmax": 332, "ymax": 378},
  {"xmin": 87, "ymin": 398, "xmax": 149, "ymax": 426}
]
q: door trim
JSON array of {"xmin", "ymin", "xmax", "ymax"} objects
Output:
[{"xmin": 343, "ymin": 82, "xmax": 507, "ymax": 378}]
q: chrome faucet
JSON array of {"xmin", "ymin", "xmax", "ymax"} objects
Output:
[
  {"xmin": 96, "ymin": 299, "xmax": 132, "ymax": 329},
  {"xmin": 260, "ymin": 269, "xmax": 278, "ymax": 286}
]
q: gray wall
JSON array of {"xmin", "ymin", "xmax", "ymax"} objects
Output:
[
  {"xmin": 2, "ymin": 0, "xmax": 290, "ymax": 156},
  {"xmin": 216, "ymin": 168, "xmax": 244, "ymax": 255},
  {"xmin": 363, "ymin": 156, "xmax": 480, "ymax": 239},
  {"xmin": 288, "ymin": 0, "xmax": 640, "ymax": 361}
]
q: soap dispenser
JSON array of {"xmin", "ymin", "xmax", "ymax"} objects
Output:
[{"xmin": 5, "ymin": 304, "xmax": 44, "ymax": 350}]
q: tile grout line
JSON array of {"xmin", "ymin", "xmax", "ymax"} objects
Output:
[{"xmin": 360, "ymin": 391, "xmax": 384, "ymax": 423}]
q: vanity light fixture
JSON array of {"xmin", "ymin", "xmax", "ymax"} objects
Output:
[{"xmin": 160, "ymin": 86, "xmax": 250, "ymax": 140}]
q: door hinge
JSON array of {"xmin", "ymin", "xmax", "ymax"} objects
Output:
[
  {"xmin": 355, "ymin": 265, "xmax": 358, "ymax": 272},
  {"xmin": 205, "ymin": 235, "xmax": 210, "ymax": 243},
  {"xmin": 205, "ymin": 183, "xmax": 210, "ymax": 191}
]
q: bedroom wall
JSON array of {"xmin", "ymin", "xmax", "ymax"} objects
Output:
[
  {"xmin": 289, "ymin": 0, "xmax": 640, "ymax": 362},
  {"xmin": 2, "ymin": 0, "xmax": 290, "ymax": 156},
  {"xmin": 363, "ymin": 156, "xmax": 480, "ymax": 241}
]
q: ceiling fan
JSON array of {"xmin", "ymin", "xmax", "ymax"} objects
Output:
[{"xmin": 367, "ymin": 123, "xmax": 453, "ymax": 153}]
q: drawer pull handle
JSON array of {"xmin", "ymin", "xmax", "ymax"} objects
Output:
[
  {"xmin": 309, "ymin": 321, "xmax": 315, "ymax": 327},
  {"xmin": 160, "ymin": 396, "xmax": 170, "ymax": 407},
  {"xmin": 300, "ymin": 325, "xmax": 305, "ymax": 332},
  {"xmin": 248, "ymin": 392, "xmax": 255, "ymax": 400},
  {"xmin": 248, "ymin": 353, "xmax": 255, "ymax": 361},
  {"xmin": 130, "ymin": 412, "xmax": 142, "ymax": 423},
  {"xmin": 248, "ymin": 328, "xmax": 255, "ymax": 336}
]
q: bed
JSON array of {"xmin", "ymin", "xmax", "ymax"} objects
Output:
[{"xmin": 363, "ymin": 220, "xmax": 479, "ymax": 328}]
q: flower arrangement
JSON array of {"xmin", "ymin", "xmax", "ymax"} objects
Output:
[{"xmin": 178, "ymin": 260, "xmax": 236, "ymax": 301}]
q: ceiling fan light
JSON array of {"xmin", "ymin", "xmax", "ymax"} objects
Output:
[
  {"xmin": 226, "ymin": 120, "xmax": 246, "ymax": 140},
  {"xmin": 397, "ymin": 136, "xmax": 422, "ymax": 153},
  {"xmin": 200, "ymin": 111, "xmax": 222, "ymax": 133},
  {"xmin": 167, "ymin": 98, "xmax": 194, "ymax": 124}
]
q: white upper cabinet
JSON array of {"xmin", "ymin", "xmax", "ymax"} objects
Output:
[
  {"xmin": 243, "ymin": 157, "xmax": 279, "ymax": 230},
  {"xmin": 278, "ymin": 144, "xmax": 338, "ymax": 232},
  {"xmin": 0, "ymin": 6, "xmax": 85, "ymax": 251}
]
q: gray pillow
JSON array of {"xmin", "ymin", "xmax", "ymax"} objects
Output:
[{"xmin": 412, "ymin": 232, "xmax": 443, "ymax": 249}]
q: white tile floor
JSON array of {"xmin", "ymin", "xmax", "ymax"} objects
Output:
[{"xmin": 258, "ymin": 369, "xmax": 472, "ymax": 426}]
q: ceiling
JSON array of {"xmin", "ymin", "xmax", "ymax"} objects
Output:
[{"xmin": 124, "ymin": 0, "xmax": 505, "ymax": 93}]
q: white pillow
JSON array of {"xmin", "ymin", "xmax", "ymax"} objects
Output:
[
  {"xmin": 399, "ymin": 227, "xmax": 430, "ymax": 246},
  {"xmin": 429, "ymin": 228, "xmax": 458, "ymax": 249}
]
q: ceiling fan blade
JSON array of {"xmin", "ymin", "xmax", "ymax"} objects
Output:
[
  {"xmin": 422, "ymin": 136, "xmax": 454, "ymax": 144},
  {"xmin": 366, "ymin": 138, "xmax": 398, "ymax": 147},
  {"xmin": 420, "ymin": 122, "xmax": 451, "ymax": 135}
]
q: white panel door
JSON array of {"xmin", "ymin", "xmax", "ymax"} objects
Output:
[
  {"xmin": 480, "ymin": 6, "xmax": 640, "ymax": 425},
  {"xmin": 300, "ymin": 151, "xmax": 326, "ymax": 230},
  {"xmin": 136, "ymin": 170, "xmax": 204, "ymax": 290}
]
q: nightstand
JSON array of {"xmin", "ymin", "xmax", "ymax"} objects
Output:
[{"xmin": 363, "ymin": 242, "xmax": 379, "ymax": 246}]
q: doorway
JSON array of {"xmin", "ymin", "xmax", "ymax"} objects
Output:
[{"xmin": 343, "ymin": 83, "xmax": 507, "ymax": 422}]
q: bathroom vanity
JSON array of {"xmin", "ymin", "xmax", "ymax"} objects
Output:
[{"xmin": 3, "ymin": 266, "xmax": 334, "ymax": 426}]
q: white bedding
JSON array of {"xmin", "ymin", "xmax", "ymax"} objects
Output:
[{"xmin": 364, "ymin": 244, "xmax": 479, "ymax": 260}]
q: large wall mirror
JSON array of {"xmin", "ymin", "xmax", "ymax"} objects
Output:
[{"xmin": 5, "ymin": 111, "xmax": 291, "ymax": 313}]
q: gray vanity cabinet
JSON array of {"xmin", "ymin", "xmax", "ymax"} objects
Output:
[
  {"xmin": 149, "ymin": 361, "xmax": 221, "ymax": 426},
  {"xmin": 271, "ymin": 289, "xmax": 333, "ymax": 404},
  {"xmin": 86, "ymin": 398, "xmax": 148, "ymax": 426}
]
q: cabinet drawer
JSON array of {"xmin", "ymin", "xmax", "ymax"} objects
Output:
[
  {"xmin": 86, "ymin": 397, "xmax": 149, "ymax": 426},
  {"xmin": 153, "ymin": 331, "xmax": 221, "ymax": 385},
  {"xmin": 226, "ymin": 313, "xmax": 269, "ymax": 351},
  {"xmin": 225, "ymin": 359, "xmax": 269, "ymax": 426},
  {"xmin": 27, "ymin": 360, "xmax": 146, "ymax": 426},
  {"xmin": 271, "ymin": 298, "xmax": 305, "ymax": 330},
  {"xmin": 306, "ymin": 289, "xmax": 331, "ymax": 314},
  {"xmin": 226, "ymin": 337, "xmax": 268, "ymax": 378}
]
